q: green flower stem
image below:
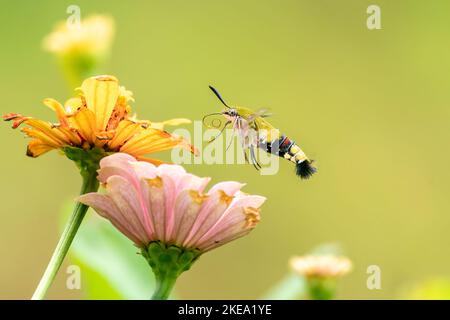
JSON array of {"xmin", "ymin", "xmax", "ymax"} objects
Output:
[
  {"xmin": 32, "ymin": 150, "xmax": 101, "ymax": 300},
  {"xmin": 152, "ymin": 272, "xmax": 178, "ymax": 300},
  {"xmin": 142, "ymin": 241, "xmax": 201, "ymax": 300},
  {"xmin": 307, "ymin": 277, "xmax": 337, "ymax": 300},
  {"xmin": 59, "ymin": 53, "xmax": 100, "ymax": 90}
]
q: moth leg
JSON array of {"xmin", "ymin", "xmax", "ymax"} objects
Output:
[
  {"xmin": 208, "ymin": 120, "xmax": 231, "ymax": 143},
  {"xmin": 236, "ymin": 119, "xmax": 250, "ymax": 165},
  {"xmin": 225, "ymin": 118, "xmax": 238, "ymax": 152},
  {"xmin": 249, "ymin": 144, "xmax": 262, "ymax": 170},
  {"xmin": 243, "ymin": 147, "xmax": 250, "ymax": 164}
]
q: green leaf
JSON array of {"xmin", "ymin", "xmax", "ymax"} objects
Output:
[{"xmin": 69, "ymin": 211, "xmax": 156, "ymax": 299}]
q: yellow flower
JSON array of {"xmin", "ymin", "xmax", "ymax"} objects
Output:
[
  {"xmin": 289, "ymin": 254, "xmax": 352, "ymax": 279},
  {"xmin": 3, "ymin": 75, "xmax": 197, "ymax": 165},
  {"xmin": 43, "ymin": 15, "xmax": 114, "ymax": 57}
]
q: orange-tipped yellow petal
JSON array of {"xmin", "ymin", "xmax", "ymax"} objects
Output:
[
  {"xmin": 26, "ymin": 140, "xmax": 55, "ymax": 157},
  {"xmin": 3, "ymin": 113, "xmax": 28, "ymax": 128},
  {"xmin": 69, "ymin": 108, "xmax": 97, "ymax": 144},
  {"xmin": 18, "ymin": 118, "xmax": 69, "ymax": 145},
  {"xmin": 21, "ymin": 127, "xmax": 63, "ymax": 148},
  {"xmin": 43, "ymin": 98, "xmax": 69, "ymax": 127},
  {"xmin": 80, "ymin": 75, "xmax": 119, "ymax": 131},
  {"xmin": 108, "ymin": 120, "xmax": 143, "ymax": 150},
  {"xmin": 64, "ymin": 97, "xmax": 84, "ymax": 115},
  {"xmin": 57, "ymin": 126, "xmax": 83, "ymax": 145},
  {"xmin": 119, "ymin": 128, "xmax": 180, "ymax": 155}
]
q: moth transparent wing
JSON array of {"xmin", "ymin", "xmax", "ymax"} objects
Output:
[{"xmin": 246, "ymin": 108, "xmax": 273, "ymax": 123}]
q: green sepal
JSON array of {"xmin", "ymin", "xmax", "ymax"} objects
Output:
[
  {"xmin": 62, "ymin": 146, "xmax": 109, "ymax": 177},
  {"xmin": 141, "ymin": 241, "xmax": 202, "ymax": 299},
  {"xmin": 142, "ymin": 241, "xmax": 201, "ymax": 279}
]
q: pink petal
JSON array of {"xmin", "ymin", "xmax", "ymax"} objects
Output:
[
  {"xmin": 227, "ymin": 194, "xmax": 267, "ymax": 212},
  {"xmin": 145, "ymin": 178, "xmax": 168, "ymax": 241},
  {"xmin": 98, "ymin": 153, "xmax": 158, "ymax": 188},
  {"xmin": 181, "ymin": 181, "xmax": 245, "ymax": 246},
  {"xmin": 128, "ymin": 161, "xmax": 158, "ymax": 180},
  {"xmin": 194, "ymin": 195, "xmax": 266, "ymax": 249},
  {"xmin": 201, "ymin": 229, "xmax": 251, "ymax": 252},
  {"xmin": 208, "ymin": 181, "xmax": 245, "ymax": 196},
  {"xmin": 105, "ymin": 175, "xmax": 152, "ymax": 244},
  {"xmin": 182, "ymin": 190, "xmax": 230, "ymax": 248},
  {"xmin": 99, "ymin": 152, "xmax": 136, "ymax": 168},
  {"xmin": 156, "ymin": 163, "xmax": 186, "ymax": 179},
  {"xmin": 169, "ymin": 190, "xmax": 204, "ymax": 244},
  {"xmin": 154, "ymin": 165, "xmax": 187, "ymax": 240},
  {"xmin": 177, "ymin": 174, "xmax": 211, "ymax": 193},
  {"xmin": 98, "ymin": 153, "xmax": 138, "ymax": 184},
  {"xmin": 78, "ymin": 193, "xmax": 144, "ymax": 246}
]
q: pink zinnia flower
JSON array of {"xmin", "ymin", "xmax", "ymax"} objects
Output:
[
  {"xmin": 78, "ymin": 153, "xmax": 266, "ymax": 299},
  {"xmin": 79, "ymin": 153, "xmax": 265, "ymax": 251}
]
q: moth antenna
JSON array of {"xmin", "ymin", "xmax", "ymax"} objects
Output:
[{"xmin": 209, "ymin": 85, "xmax": 231, "ymax": 109}]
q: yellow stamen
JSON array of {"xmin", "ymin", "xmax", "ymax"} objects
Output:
[
  {"xmin": 218, "ymin": 190, "xmax": 234, "ymax": 206},
  {"xmin": 147, "ymin": 176, "xmax": 163, "ymax": 188},
  {"xmin": 189, "ymin": 190, "xmax": 209, "ymax": 204},
  {"xmin": 243, "ymin": 207, "xmax": 261, "ymax": 228}
]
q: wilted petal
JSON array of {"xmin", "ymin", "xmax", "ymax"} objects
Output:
[
  {"xmin": 107, "ymin": 120, "xmax": 143, "ymax": 150},
  {"xmin": 26, "ymin": 140, "xmax": 55, "ymax": 157},
  {"xmin": 43, "ymin": 98, "xmax": 69, "ymax": 127},
  {"xmin": 81, "ymin": 75, "xmax": 119, "ymax": 131},
  {"xmin": 21, "ymin": 128, "xmax": 64, "ymax": 148},
  {"xmin": 69, "ymin": 107, "xmax": 97, "ymax": 144},
  {"xmin": 119, "ymin": 128, "xmax": 177, "ymax": 155}
]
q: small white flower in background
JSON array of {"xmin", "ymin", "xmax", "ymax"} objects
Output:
[
  {"xmin": 290, "ymin": 255, "xmax": 352, "ymax": 279},
  {"xmin": 289, "ymin": 254, "xmax": 352, "ymax": 300}
]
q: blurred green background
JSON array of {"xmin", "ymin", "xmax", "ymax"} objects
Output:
[{"xmin": 1, "ymin": 0, "xmax": 450, "ymax": 299}]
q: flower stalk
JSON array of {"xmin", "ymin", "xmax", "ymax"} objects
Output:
[
  {"xmin": 306, "ymin": 277, "xmax": 336, "ymax": 300},
  {"xmin": 32, "ymin": 148, "xmax": 102, "ymax": 300}
]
